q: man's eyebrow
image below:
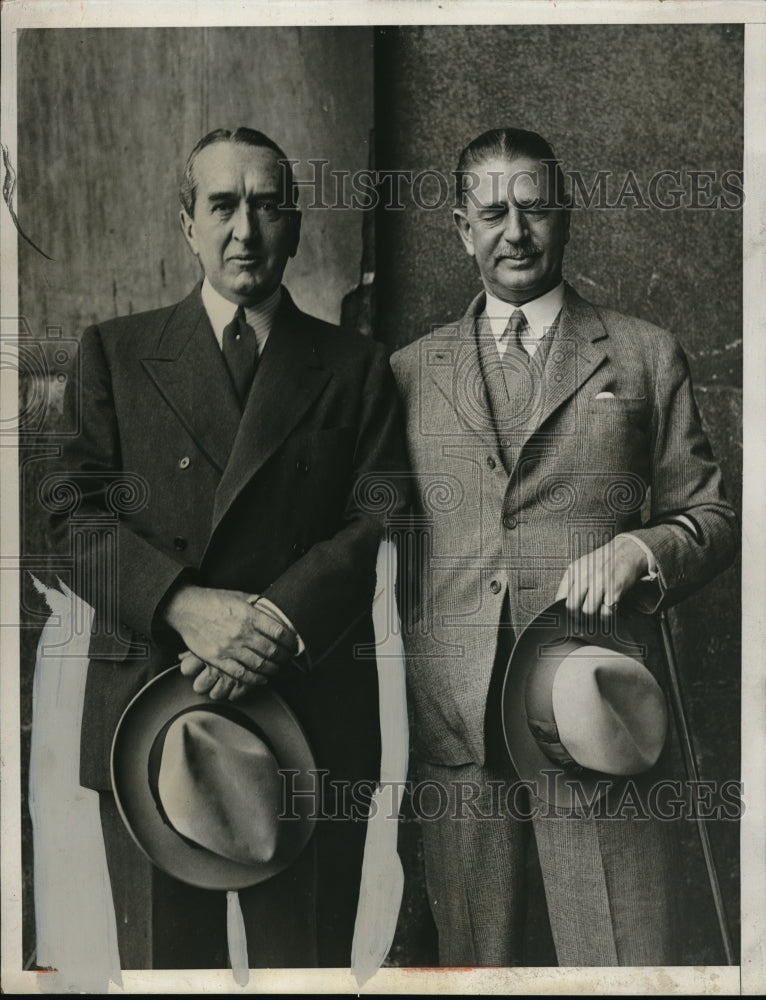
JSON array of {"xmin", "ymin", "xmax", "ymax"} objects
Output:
[
  {"xmin": 207, "ymin": 190, "xmax": 282, "ymax": 201},
  {"xmin": 515, "ymin": 197, "xmax": 547, "ymax": 209}
]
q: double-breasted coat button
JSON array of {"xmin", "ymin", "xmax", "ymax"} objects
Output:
[
  {"xmin": 173, "ymin": 536, "xmax": 187, "ymax": 551},
  {"xmin": 178, "ymin": 456, "xmax": 191, "ymax": 469},
  {"xmin": 295, "ymin": 460, "xmax": 310, "ymax": 474},
  {"xmin": 490, "ymin": 580, "xmax": 502, "ymax": 595},
  {"xmin": 503, "ymin": 514, "xmax": 518, "ymax": 530},
  {"xmin": 486, "ymin": 456, "xmax": 497, "ymax": 470}
]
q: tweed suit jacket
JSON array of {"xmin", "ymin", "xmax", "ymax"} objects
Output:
[
  {"xmin": 390, "ymin": 282, "xmax": 738, "ymax": 768},
  {"xmin": 49, "ymin": 284, "xmax": 407, "ymax": 790}
]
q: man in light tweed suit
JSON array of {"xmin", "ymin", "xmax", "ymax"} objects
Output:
[{"xmin": 390, "ymin": 127, "xmax": 738, "ymax": 966}]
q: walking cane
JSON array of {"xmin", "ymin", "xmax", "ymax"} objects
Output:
[{"xmin": 658, "ymin": 609, "xmax": 736, "ymax": 965}]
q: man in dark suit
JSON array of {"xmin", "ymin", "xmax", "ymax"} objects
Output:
[
  {"xmin": 391, "ymin": 127, "xmax": 738, "ymax": 966},
  {"xmin": 49, "ymin": 127, "xmax": 406, "ymax": 969}
]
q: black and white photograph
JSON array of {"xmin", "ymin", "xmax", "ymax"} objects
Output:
[{"xmin": 1, "ymin": 1, "xmax": 763, "ymax": 994}]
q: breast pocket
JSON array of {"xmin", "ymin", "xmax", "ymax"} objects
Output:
[
  {"xmin": 584, "ymin": 397, "xmax": 650, "ymax": 482},
  {"xmin": 587, "ymin": 396, "xmax": 647, "ymax": 416}
]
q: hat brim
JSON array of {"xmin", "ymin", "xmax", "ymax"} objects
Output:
[
  {"xmin": 111, "ymin": 666, "xmax": 317, "ymax": 890},
  {"xmin": 501, "ymin": 598, "xmax": 665, "ymax": 811}
]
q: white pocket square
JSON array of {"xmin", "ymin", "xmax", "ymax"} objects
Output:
[{"xmin": 595, "ymin": 391, "xmax": 615, "ymax": 399}]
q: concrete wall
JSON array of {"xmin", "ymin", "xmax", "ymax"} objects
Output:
[
  {"xmin": 375, "ymin": 23, "xmax": 743, "ymax": 966},
  {"xmin": 17, "ymin": 26, "xmax": 373, "ymax": 335}
]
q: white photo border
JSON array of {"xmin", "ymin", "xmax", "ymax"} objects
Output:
[{"xmin": 1, "ymin": 1, "xmax": 763, "ymax": 995}]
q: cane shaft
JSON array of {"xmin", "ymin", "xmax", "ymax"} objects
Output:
[{"xmin": 659, "ymin": 611, "xmax": 736, "ymax": 966}]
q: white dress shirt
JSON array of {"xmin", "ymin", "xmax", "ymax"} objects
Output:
[
  {"xmin": 483, "ymin": 281, "xmax": 565, "ymax": 359},
  {"xmin": 201, "ymin": 278, "xmax": 282, "ymax": 356}
]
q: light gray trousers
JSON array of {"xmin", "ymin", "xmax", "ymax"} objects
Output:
[{"xmin": 416, "ymin": 759, "xmax": 680, "ymax": 967}]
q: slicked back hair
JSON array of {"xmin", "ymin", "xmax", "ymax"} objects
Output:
[
  {"xmin": 454, "ymin": 127, "xmax": 568, "ymax": 209},
  {"xmin": 179, "ymin": 127, "xmax": 298, "ymax": 216}
]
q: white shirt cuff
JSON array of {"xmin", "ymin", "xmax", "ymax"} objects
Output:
[
  {"xmin": 252, "ymin": 597, "xmax": 306, "ymax": 655},
  {"xmin": 620, "ymin": 533, "xmax": 659, "ymax": 581}
]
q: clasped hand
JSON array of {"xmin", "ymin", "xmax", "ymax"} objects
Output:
[{"xmin": 162, "ymin": 584, "xmax": 299, "ymax": 701}]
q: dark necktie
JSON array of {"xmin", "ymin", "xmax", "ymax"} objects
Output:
[{"xmin": 222, "ymin": 305, "xmax": 258, "ymax": 405}]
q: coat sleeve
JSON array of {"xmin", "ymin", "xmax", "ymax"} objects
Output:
[
  {"xmin": 262, "ymin": 343, "xmax": 410, "ymax": 666},
  {"xmin": 624, "ymin": 332, "xmax": 738, "ymax": 611},
  {"xmin": 48, "ymin": 324, "xmax": 191, "ymax": 648}
]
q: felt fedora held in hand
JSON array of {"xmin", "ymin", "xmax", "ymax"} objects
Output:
[
  {"xmin": 502, "ymin": 599, "xmax": 668, "ymax": 810},
  {"xmin": 111, "ymin": 666, "xmax": 317, "ymax": 890}
]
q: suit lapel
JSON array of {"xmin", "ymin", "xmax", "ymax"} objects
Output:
[
  {"xmin": 211, "ymin": 292, "xmax": 332, "ymax": 531},
  {"xmin": 499, "ymin": 284, "xmax": 609, "ymax": 474},
  {"xmin": 534, "ymin": 283, "xmax": 609, "ymax": 430},
  {"xmin": 425, "ymin": 291, "xmax": 501, "ymax": 455},
  {"xmin": 141, "ymin": 286, "xmax": 241, "ymax": 473},
  {"xmin": 427, "ymin": 285, "xmax": 610, "ymax": 477}
]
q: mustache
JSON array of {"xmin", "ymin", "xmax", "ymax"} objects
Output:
[{"xmin": 496, "ymin": 244, "xmax": 543, "ymax": 260}]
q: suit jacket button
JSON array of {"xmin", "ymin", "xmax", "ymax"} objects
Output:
[
  {"xmin": 490, "ymin": 580, "xmax": 501, "ymax": 594},
  {"xmin": 178, "ymin": 456, "xmax": 191, "ymax": 469},
  {"xmin": 173, "ymin": 536, "xmax": 187, "ymax": 551},
  {"xmin": 486, "ymin": 456, "xmax": 497, "ymax": 470},
  {"xmin": 503, "ymin": 514, "xmax": 517, "ymax": 530}
]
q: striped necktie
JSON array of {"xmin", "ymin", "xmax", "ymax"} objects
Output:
[
  {"xmin": 498, "ymin": 308, "xmax": 533, "ymax": 405},
  {"xmin": 505, "ymin": 308, "xmax": 530, "ymax": 363}
]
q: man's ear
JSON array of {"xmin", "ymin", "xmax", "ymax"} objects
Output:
[
  {"xmin": 453, "ymin": 208, "xmax": 475, "ymax": 257},
  {"xmin": 288, "ymin": 210, "xmax": 302, "ymax": 259},
  {"xmin": 179, "ymin": 209, "xmax": 199, "ymax": 257}
]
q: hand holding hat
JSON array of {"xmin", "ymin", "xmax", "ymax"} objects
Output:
[
  {"xmin": 556, "ymin": 534, "xmax": 651, "ymax": 618},
  {"xmin": 179, "ymin": 650, "xmax": 258, "ymax": 701},
  {"xmin": 162, "ymin": 584, "xmax": 300, "ymax": 699}
]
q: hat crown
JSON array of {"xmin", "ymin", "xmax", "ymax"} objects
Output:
[
  {"xmin": 588, "ymin": 658, "xmax": 669, "ymax": 769},
  {"xmin": 503, "ymin": 599, "xmax": 669, "ymax": 810},
  {"xmin": 543, "ymin": 645, "xmax": 667, "ymax": 776},
  {"xmin": 112, "ymin": 666, "xmax": 317, "ymax": 890},
  {"xmin": 157, "ymin": 710, "xmax": 280, "ymax": 865}
]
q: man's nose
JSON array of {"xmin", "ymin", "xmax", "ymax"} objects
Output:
[
  {"xmin": 232, "ymin": 203, "xmax": 259, "ymax": 242},
  {"xmin": 502, "ymin": 206, "xmax": 527, "ymax": 244}
]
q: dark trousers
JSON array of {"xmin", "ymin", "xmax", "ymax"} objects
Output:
[{"xmin": 99, "ymin": 793, "xmax": 366, "ymax": 969}]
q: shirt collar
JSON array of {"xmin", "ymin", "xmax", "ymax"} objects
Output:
[
  {"xmin": 200, "ymin": 278, "xmax": 282, "ymax": 355},
  {"xmin": 483, "ymin": 281, "xmax": 565, "ymax": 346}
]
